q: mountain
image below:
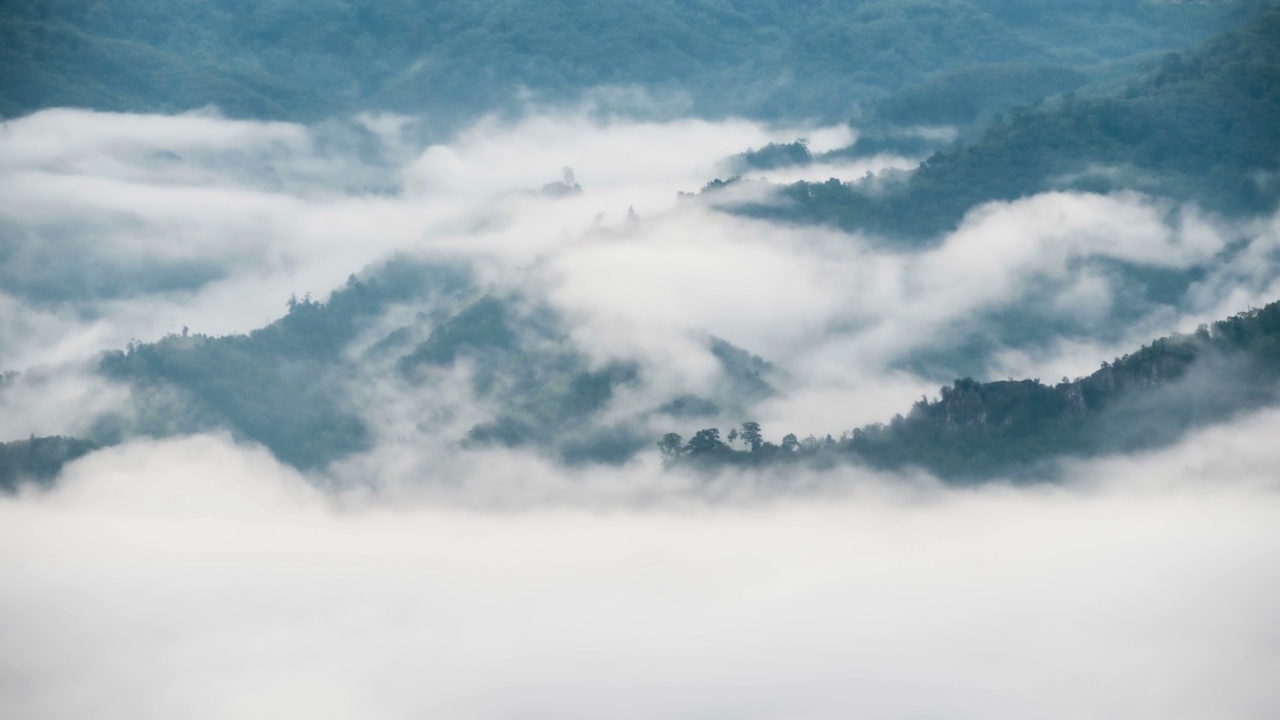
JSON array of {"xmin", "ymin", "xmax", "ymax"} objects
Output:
[
  {"xmin": 58, "ymin": 257, "xmax": 774, "ymax": 475},
  {"xmin": 664, "ymin": 297, "xmax": 1280, "ymax": 480},
  {"xmin": 721, "ymin": 8, "xmax": 1280, "ymax": 241},
  {"xmin": 1, "ymin": 1, "xmax": 1256, "ymax": 125},
  {"xmin": 6, "ymin": 265, "xmax": 1280, "ymax": 489}
]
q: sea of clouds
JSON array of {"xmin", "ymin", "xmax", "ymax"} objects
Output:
[
  {"xmin": 2, "ymin": 105, "xmax": 1280, "ymax": 718},
  {"xmin": 2, "ymin": 416, "xmax": 1279, "ymax": 719}
]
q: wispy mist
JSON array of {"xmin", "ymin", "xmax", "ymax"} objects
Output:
[{"xmin": 6, "ymin": 107, "xmax": 1280, "ymax": 447}]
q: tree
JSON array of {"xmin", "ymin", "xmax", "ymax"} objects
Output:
[
  {"xmin": 686, "ymin": 428, "xmax": 727, "ymax": 457},
  {"xmin": 740, "ymin": 421, "xmax": 763, "ymax": 451},
  {"xmin": 657, "ymin": 433, "xmax": 684, "ymax": 465},
  {"xmin": 781, "ymin": 433, "xmax": 799, "ymax": 452}
]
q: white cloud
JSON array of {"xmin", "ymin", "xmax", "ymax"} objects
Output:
[
  {"xmin": 2, "ymin": 412, "xmax": 1280, "ymax": 719},
  {"xmin": 4, "ymin": 107, "xmax": 1280, "ymax": 455}
]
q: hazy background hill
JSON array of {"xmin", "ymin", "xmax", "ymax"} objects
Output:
[
  {"xmin": 1, "ymin": 0, "xmax": 1261, "ymax": 126},
  {"xmin": 723, "ymin": 9, "xmax": 1280, "ymax": 240}
]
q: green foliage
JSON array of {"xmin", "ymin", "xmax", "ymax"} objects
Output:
[
  {"xmin": 685, "ymin": 427, "xmax": 730, "ymax": 463},
  {"xmin": 658, "ymin": 395, "xmax": 720, "ymax": 419},
  {"xmin": 662, "ymin": 296, "xmax": 1280, "ymax": 480},
  {"xmin": 657, "ymin": 432, "xmax": 684, "ymax": 465},
  {"xmin": 0, "ymin": 435, "xmax": 101, "ymax": 491},
  {"xmin": 79, "ymin": 260, "xmax": 758, "ymax": 473},
  {"xmin": 871, "ymin": 62, "xmax": 1089, "ymax": 127},
  {"xmin": 98, "ymin": 258, "xmax": 466, "ymax": 469},
  {"xmin": 729, "ymin": 141, "xmax": 813, "ymax": 172},
  {"xmin": 0, "ymin": 0, "xmax": 1254, "ymax": 123},
  {"xmin": 0, "ymin": 16, "xmax": 332, "ymax": 119},
  {"xmin": 565, "ymin": 364, "xmax": 639, "ymax": 415},
  {"xmin": 728, "ymin": 10, "xmax": 1280, "ymax": 241},
  {"xmin": 458, "ymin": 353, "xmax": 645, "ymax": 462},
  {"xmin": 398, "ymin": 295, "xmax": 514, "ymax": 370},
  {"xmin": 382, "ymin": 293, "xmax": 657, "ymax": 464},
  {"xmin": 709, "ymin": 337, "xmax": 775, "ymax": 401}
]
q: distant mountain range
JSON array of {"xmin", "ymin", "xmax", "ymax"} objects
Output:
[{"xmin": 1, "ymin": 0, "xmax": 1260, "ymax": 126}]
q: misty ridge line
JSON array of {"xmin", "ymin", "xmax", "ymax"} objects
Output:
[
  {"xmin": 5, "ymin": 268, "xmax": 1280, "ymax": 492},
  {"xmin": 702, "ymin": 9, "xmax": 1280, "ymax": 243},
  {"xmin": 2, "ymin": 104, "xmax": 1280, "ymax": 489},
  {"xmin": 0, "ymin": 6, "xmax": 1278, "ymax": 495},
  {"xmin": 658, "ymin": 298, "xmax": 1280, "ymax": 479}
]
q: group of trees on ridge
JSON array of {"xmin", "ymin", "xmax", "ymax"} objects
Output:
[
  {"xmin": 660, "ymin": 298, "xmax": 1280, "ymax": 480},
  {"xmin": 0, "ymin": 435, "xmax": 100, "ymax": 490}
]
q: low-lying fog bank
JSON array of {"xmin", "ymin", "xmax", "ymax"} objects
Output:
[{"xmin": 2, "ymin": 409, "xmax": 1279, "ymax": 719}]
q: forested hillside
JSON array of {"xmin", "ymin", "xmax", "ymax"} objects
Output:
[
  {"xmin": 724, "ymin": 9, "xmax": 1280, "ymax": 240},
  {"xmin": 1, "ymin": 0, "xmax": 1256, "ymax": 124},
  {"xmin": 94, "ymin": 260, "xmax": 469, "ymax": 469},
  {"xmin": 7, "ymin": 271, "xmax": 1280, "ymax": 489},
  {"xmin": 661, "ymin": 299, "xmax": 1280, "ymax": 480},
  {"xmin": 0, "ymin": 435, "xmax": 100, "ymax": 491},
  {"xmin": 63, "ymin": 257, "xmax": 774, "ymax": 474}
]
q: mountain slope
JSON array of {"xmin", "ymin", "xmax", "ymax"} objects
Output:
[
  {"xmin": 0, "ymin": 435, "xmax": 101, "ymax": 491},
  {"xmin": 1, "ymin": 0, "xmax": 1255, "ymax": 124},
  {"xmin": 9, "ymin": 285, "xmax": 1280, "ymax": 489},
  {"xmin": 665, "ymin": 298, "xmax": 1280, "ymax": 480},
  {"xmin": 726, "ymin": 9, "xmax": 1280, "ymax": 241}
]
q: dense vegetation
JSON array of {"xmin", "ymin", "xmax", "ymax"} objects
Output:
[
  {"xmin": 722, "ymin": 9, "xmax": 1280, "ymax": 241},
  {"xmin": 0, "ymin": 435, "xmax": 101, "ymax": 491},
  {"xmin": 8, "ymin": 267, "xmax": 1280, "ymax": 488},
  {"xmin": 1, "ymin": 0, "xmax": 1257, "ymax": 125},
  {"xmin": 395, "ymin": 293, "xmax": 655, "ymax": 465},
  {"xmin": 51, "ymin": 257, "xmax": 775, "ymax": 474},
  {"xmin": 96, "ymin": 261, "xmax": 469, "ymax": 469},
  {"xmin": 662, "ymin": 298, "xmax": 1280, "ymax": 480}
]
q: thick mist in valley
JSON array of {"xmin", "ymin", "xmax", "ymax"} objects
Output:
[
  {"xmin": 4, "ymin": 419, "xmax": 1280, "ymax": 719},
  {"xmin": 3, "ymin": 1, "xmax": 1280, "ymax": 718}
]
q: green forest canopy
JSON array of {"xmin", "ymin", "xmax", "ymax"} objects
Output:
[
  {"xmin": 7, "ymin": 273, "xmax": 1280, "ymax": 488},
  {"xmin": 661, "ymin": 298, "xmax": 1280, "ymax": 481},
  {"xmin": 1, "ymin": 0, "xmax": 1260, "ymax": 124},
  {"xmin": 719, "ymin": 8, "xmax": 1280, "ymax": 240}
]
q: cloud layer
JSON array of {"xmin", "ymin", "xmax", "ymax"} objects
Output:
[
  {"xmin": 2, "ymin": 412, "xmax": 1280, "ymax": 719},
  {"xmin": 4, "ymin": 105, "xmax": 1280, "ymax": 718}
]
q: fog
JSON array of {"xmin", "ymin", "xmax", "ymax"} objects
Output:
[
  {"xmin": 2, "ymin": 412, "xmax": 1280, "ymax": 719},
  {"xmin": 5, "ymin": 107, "xmax": 1280, "ymax": 442},
  {"xmin": 4, "ymin": 105, "xmax": 1280, "ymax": 718}
]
